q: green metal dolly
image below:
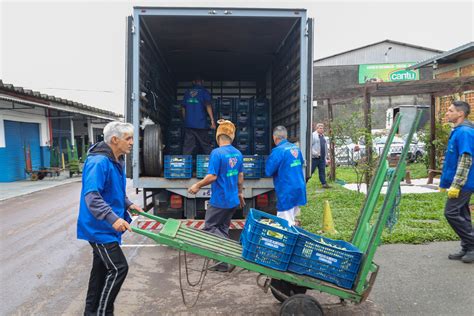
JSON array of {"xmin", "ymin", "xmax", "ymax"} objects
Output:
[{"xmin": 131, "ymin": 111, "xmax": 422, "ymax": 315}]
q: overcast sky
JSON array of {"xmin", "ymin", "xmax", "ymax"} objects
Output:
[{"xmin": 1, "ymin": 0, "xmax": 472, "ymax": 114}]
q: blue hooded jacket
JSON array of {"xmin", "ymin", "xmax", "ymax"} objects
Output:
[
  {"xmin": 440, "ymin": 120, "xmax": 474, "ymax": 191},
  {"xmin": 265, "ymin": 139, "xmax": 307, "ymax": 212},
  {"xmin": 77, "ymin": 142, "xmax": 132, "ymax": 244}
]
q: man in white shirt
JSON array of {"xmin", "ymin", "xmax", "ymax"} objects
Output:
[{"xmin": 311, "ymin": 123, "xmax": 330, "ymax": 188}]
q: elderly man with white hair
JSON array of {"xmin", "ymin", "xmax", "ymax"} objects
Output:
[
  {"xmin": 77, "ymin": 121, "xmax": 144, "ymax": 316},
  {"xmin": 265, "ymin": 125, "xmax": 307, "ymax": 226}
]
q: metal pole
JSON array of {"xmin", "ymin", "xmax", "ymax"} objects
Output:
[
  {"xmin": 327, "ymin": 99, "xmax": 336, "ymax": 181},
  {"xmin": 87, "ymin": 117, "xmax": 94, "ymax": 144},
  {"xmin": 70, "ymin": 118, "xmax": 75, "ymax": 148}
]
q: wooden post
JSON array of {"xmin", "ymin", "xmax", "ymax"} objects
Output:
[
  {"xmin": 327, "ymin": 99, "xmax": 336, "ymax": 181},
  {"xmin": 427, "ymin": 94, "xmax": 437, "ymax": 184},
  {"xmin": 363, "ymin": 87, "xmax": 372, "ymax": 189}
]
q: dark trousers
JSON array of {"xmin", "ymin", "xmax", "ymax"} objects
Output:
[
  {"xmin": 444, "ymin": 190, "xmax": 474, "ymax": 251},
  {"xmin": 203, "ymin": 205, "xmax": 236, "ymax": 239},
  {"xmin": 183, "ymin": 128, "xmax": 213, "ymax": 155},
  {"xmin": 84, "ymin": 242, "xmax": 129, "ymax": 316},
  {"xmin": 311, "ymin": 157, "xmax": 327, "ymax": 185}
]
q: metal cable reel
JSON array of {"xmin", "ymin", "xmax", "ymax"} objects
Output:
[{"xmin": 143, "ymin": 124, "xmax": 164, "ymax": 176}]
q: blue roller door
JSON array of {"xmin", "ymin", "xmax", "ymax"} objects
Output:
[{"xmin": 0, "ymin": 120, "xmax": 41, "ymax": 182}]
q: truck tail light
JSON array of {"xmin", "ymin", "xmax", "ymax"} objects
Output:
[
  {"xmin": 170, "ymin": 194, "xmax": 183, "ymax": 209},
  {"xmin": 256, "ymin": 194, "xmax": 269, "ymax": 208}
]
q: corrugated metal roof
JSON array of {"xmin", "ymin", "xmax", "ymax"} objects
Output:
[
  {"xmin": 314, "ymin": 39, "xmax": 443, "ymax": 64},
  {"xmin": 408, "ymin": 42, "xmax": 474, "ymax": 70},
  {"xmin": 0, "ymin": 80, "xmax": 122, "ymax": 119}
]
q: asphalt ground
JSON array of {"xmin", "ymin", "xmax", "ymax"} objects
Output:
[{"xmin": 0, "ymin": 181, "xmax": 472, "ymax": 315}]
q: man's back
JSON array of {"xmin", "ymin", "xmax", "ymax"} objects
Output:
[
  {"xmin": 207, "ymin": 145, "xmax": 243, "ymax": 209},
  {"xmin": 265, "ymin": 140, "xmax": 306, "ymax": 211},
  {"xmin": 182, "ymin": 85, "xmax": 211, "ymax": 129}
]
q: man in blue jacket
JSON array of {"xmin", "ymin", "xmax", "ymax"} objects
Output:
[
  {"xmin": 265, "ymin": 125, "xmax": 307, "ymax": 226},
  {"xmin": 77, "ymin": 121, "xmax": 144, "ymax": 315},
  {"xmin": 439, "ymin": 100, "xmax": 474, "ymax": 264},
  {"xmin": 182, "ymin": 75, "xmax": 216, "ymax": 155},
  {"xmin": 188, "ymin": 119, "xmax": 245, "ymax": 271}
]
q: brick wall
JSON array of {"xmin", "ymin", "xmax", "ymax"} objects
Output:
[{"xmin": 460, "ymin": 64, "xmax": 474, "ymax": 77}]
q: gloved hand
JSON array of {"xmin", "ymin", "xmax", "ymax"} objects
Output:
[
  {"xmin": 447, "ymin": 187, "xmax": 460, "ymax": 199},
  {"xmin": 439, "ymin": 187, "xmax": 446, "ymax": 192}
]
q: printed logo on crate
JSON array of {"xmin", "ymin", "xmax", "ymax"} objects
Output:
[{"xmin": 288, "ymin": 227, "xmax": 363, "ymax": 289}]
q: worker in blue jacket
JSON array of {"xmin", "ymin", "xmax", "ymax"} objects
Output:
[
  {"xmin": 182, "ymin": 75, "xmax": 216, "ymax": 155},
  {"xmin": 265, "ymin": 125, "xmax": 307, "ymax": 226},
  {"xmin": 439, "ymin": 100, "xmax": 474, "ymax": 264},
  {"xmin": 77, "ymin": 121, "xmax": 144, "ymax": 315}
]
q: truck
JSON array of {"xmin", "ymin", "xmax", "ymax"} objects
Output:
[{"xmin": 125, "ymin": 7, "xmax": 314, "ymax": 219}]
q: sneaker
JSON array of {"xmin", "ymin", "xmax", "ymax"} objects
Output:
[
  {"xmin": 448, "ymin": 249, "xmax": 466, "ymax": 260},
  {"xmin": 461, "ymin": 250, "xmax": 474, "ymax": 263},
  {"xmin": 322, "ymin": 184, "xmax": 331, "ymax": 189}
]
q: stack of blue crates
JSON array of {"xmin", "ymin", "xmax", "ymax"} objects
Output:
[
  {"xmin": 164, "ymin": 155, "xmax": 192, "ymax": 179},
  {"xmin": 216, "ymin": 98, "xmax": 235, "ymax": 122},
  {"xmin": 196, "ymin": 155, "xmax": 210, "ymax": 179},
  {"xmin": 167, "ymin": 104, "xmax": 183, "ymax": 155},
  {"xmin": 234, "ymin": 98, "xmax": 253, "ymax": 154},
  {"xmin": 253, "ymin": 99, "xmax": 270, "ymax": 155}
]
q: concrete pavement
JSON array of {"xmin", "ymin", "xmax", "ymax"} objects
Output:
[
  {"xmin": 1, "ymin": 181, "xmax": 473, "ymax": 315},
  {"xmin": 0, "ymin": 173, "xmax": 81, "ymax": 201}
]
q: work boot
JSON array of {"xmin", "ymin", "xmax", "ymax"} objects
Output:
[
  {"xmin": 322, "ymin": 184, "xmax": 331, "ymax": 189},
  {"xmin": 448, "ymin": 249, "xmax": 466, "ymax": 260},
  {"xmin": 461, "ymin": 250, "xmax": 474, "ymax": 263}
]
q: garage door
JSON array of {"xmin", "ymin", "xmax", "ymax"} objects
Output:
[{"xmin": 0, "ymin": 120, "xmax": 41, "ymax": 182}]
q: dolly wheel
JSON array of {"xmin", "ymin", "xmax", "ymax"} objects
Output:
[
  {"xmin": 280, "ymin": 294, "xmax": 324, "ymax": 316},
  {"xmin": 270, "ymin": 279, "xmax": 307, "ymax": 303}
]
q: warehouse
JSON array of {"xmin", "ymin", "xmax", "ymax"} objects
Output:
[
  {"xmin": 0, "ymin": 80, "xmax": 121, "ymax": 182},
  {"xmin": 313, "ymin": 39, "xmax": 442, "ymax": 127}
]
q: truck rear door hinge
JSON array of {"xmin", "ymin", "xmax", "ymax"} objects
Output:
[
  {"xmin": 131, "ymin": 24, "xmax": 136, "ymax": 34},
  {"xmin": 131, "ymin": 92, "xmax": 136, "ymax": 101},
  {"xmin": 303, "ymin": 94, "xmax": 308, "ymax": 103}
]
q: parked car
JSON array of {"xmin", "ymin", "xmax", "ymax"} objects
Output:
[
  {"xmin": 402, "ymin": 133, "xmax": 426, "ymax": 162},
  {"xmin": 333, "ymin": 137, "xmax": 362, "ymax": 166}
]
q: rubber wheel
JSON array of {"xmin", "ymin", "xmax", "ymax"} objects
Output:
[
  {"xmin": 271, "ymin": 279, "xmax": 308, "ymax": 303},
  {"xmin": 143, "ymin": 124, "xmax": 163, "ymax": 176},
  {"xmin": 280, "ymin": 294, "xmax": 324, "ymax": 316}
]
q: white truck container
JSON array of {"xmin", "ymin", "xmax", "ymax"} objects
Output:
[{"xmin": 125, "ymin": 7, "xmax": 314, "ymax": 219}]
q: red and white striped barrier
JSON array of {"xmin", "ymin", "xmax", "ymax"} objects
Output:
[{"xmin": 136, "ymin": 219, "xmax": 246, "ymax": 231}]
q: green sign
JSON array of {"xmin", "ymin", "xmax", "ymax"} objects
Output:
[{"xmin": 358, "ymin": 63, "xmax": 419, "ymax": 84}]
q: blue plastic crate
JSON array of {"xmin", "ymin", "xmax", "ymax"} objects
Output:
[
  {"xmin": 236, "ymin": 126, "xmax": 251, "ymax": 139},
  {"xmin": 254, "ymin": 110, "xmax": 270, "ymax": 127},
  {"xmin": 254, "ymin": 127, "xmax": 268, "ymax": 138},
  {"xmin": 243, "ymin": 155, "xmax": 262, "ymax": 178},
  {"xmin": 236, "ymin": 111, "xmax": 250, "ymax": 125},
  {"xmin": 164, "ymin": 155, "xmax": 192, "ymax": 179},
  {"xmin": 253, "ymin": 99, "xmax": 269, "ymax": 112},
  {"xmin": 236, "ymin": 98, "xmax": 252, "ymax": 112},
  {"xmin": 288, "ymin": 227, "xmax": 363, "ymax": 289},
  {"xmin": 166, "ymin": 143, "xmax": 182, "ymax": 155},
  {"xmin": 196, "ymin": 155, "xmax": 210, "ymax": 179},
  {"xmin": 241, "ymin": 209, "xmax": 299, "ymax": 271}
]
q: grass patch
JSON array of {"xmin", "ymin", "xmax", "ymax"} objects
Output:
[
  {"xmin": 335, "ymin": 162, "xmax": 428, "ymax": 184},
  {"xmin": 300, "ymin": 176, "xmax": 458, "ymax": 244}
]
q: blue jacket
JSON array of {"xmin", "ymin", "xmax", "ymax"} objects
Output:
[
  {"xmin": 77, "ymin": 142, "xmax": 132, "ymax": 244},
  {"xmin": 440, "ymin": 120, "xmax": 474, "ymax": 191},
  {"xmin": 265, "ymin": 139, "xmax": 307, "ymax": 211}
]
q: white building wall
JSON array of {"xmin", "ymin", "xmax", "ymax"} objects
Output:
[{"xmin": 0, "ymin": 100, "xmax": 50, "ymax": 148}]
